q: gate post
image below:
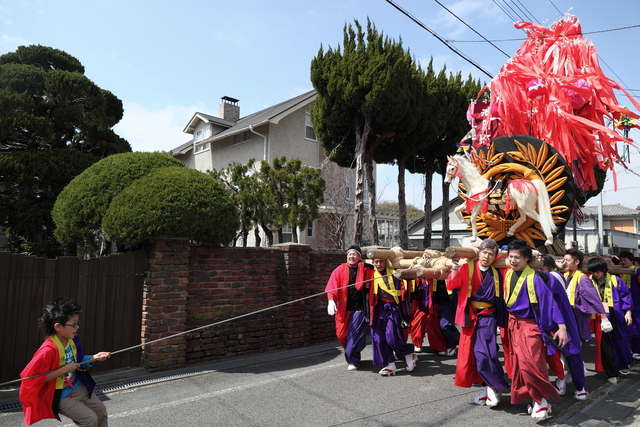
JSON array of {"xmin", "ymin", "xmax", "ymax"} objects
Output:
[
  {"xmin": 276, "ymin": 243, "xmax": 312, "ymax": 348},
  {"xmin": 141, "ymin": 238, "xmax": 189, "ymax": 371}
]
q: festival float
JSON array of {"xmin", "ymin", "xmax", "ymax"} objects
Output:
[{"xmin": 446, "ymin": 14, "xmax": 640, "ymax": 255}]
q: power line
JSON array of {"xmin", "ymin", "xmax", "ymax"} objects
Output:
[
  {"xmin": 492, "ymin": 0, "xmax": 518, "ymax": 22},
  {"xmin": 446, "ymin": 24, "xmax": 640, "ymax": 43},
  {"xmin": 433, "ymin": 0, "xmax": 510, "ymax": 58},
  {"xmin": 598, "ymin": 55, "xmax": 640, "ymax": 105},
  {"xmin": 511, "ymin": 0, "xmax": 539, "ymax": 24},
  {"xmin": 548, "ymin": 0, "xmax": 563, "ymax": 16},
  {"xmin": 384, "ymin": 0, "xmax": 494, "ymax": 79},
  {"xmin": 388, "ymin": 1, "xmax": 640, "ymax": 115},
  {"xmin": 500, "ymin": 0, "xmax": 526, "ymax": 22}
]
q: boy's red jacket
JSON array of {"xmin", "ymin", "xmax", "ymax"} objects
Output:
[{"xmin": 19, "ymin": 335, "xmax": 95, "ymax": 425}]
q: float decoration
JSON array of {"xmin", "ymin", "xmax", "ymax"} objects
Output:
[
  {"xmin": 448, "ymin": 135, "xmax": 573, "ymax": 250},
  {"xmin": 466, "ymin": 14, "xmax": 640, "ymax": 193}
]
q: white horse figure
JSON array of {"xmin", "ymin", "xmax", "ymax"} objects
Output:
[{"xmin": 444, "ymin": 154, "xmax": 556, "ymax": 245}]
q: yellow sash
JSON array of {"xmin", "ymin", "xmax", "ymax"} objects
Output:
[
  {"xmin": 565, "ymin": 270, "xmax": 585, "ymax": 306},
  {"xmin": 466, "ymin": 260, "xmax": 500, "ymax": 299},
  {"xmin": 49, "ymin": 335, "xmax": 77, "ymax": 390},
  {"xmin": 374, "ymin": 268, "xmax": 403, "ymax": 304},
  {"xmin": 504, "ymin": 266, "xmax": 537, "ymax": 308},
  {"xmin": 620, "ymin": 266, "xmax": 635, "ymax": 287},
  {"xmin": 594, "ymin": 273, "xmax": 618, "ymax": 308}
]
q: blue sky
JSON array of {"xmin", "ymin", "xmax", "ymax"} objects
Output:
[{"xmin": 2, "ymin": 0, "xmax": 639, "ymax": 210}]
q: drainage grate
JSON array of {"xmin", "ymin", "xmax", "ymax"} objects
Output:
[
  {"xmin": 0, "ymin": 342, "xmax": 341, "ymax": 413},
  {"xmin": 0, "ymin": 368, "xmax": 220, "ymax": 414},
  {"xmin": 0, "ymin": 399, "xmax": 22, "ymax": 413},
  {"xmin": 95, "ymin": 367, "xmax": 219, "ymax": 394}
]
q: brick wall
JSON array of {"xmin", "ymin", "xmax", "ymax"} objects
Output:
[{"xmin": 141, "ymin": 240, "xmax": 344, "ymax": 370}]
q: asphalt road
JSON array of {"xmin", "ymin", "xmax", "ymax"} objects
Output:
[{"xmin": 1, "ymin": 338, "xmax": 634, "ymax": 427}]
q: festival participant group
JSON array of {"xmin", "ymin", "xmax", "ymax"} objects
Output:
[
  {"xmin": 16, "ymin": 240, "xmax": 640, "ymax": 426},
  {"xmin": 324, "ymin": 241, "xmax": 640, "ymax": 421}
]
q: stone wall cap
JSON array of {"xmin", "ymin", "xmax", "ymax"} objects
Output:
[{"xmin": 273, "ymin": 243, "xmax": 311, "ymax": 249}]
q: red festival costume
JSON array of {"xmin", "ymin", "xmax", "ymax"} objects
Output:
[
  {"xmin": 467, "ymin": 14, "xmax": 640, "ymax": 193},
  {"xmin": 325, "ymin": 262, "xmax": 373, "ymax": 348}
]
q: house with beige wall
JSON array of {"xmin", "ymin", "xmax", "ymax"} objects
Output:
[
  {"xmin": 567, "ymin": 204, "xmax": 640, "ymax": 255},
  {"xmin": 171, "ymin": 90, "xmax": 376, "ymax": 249}
]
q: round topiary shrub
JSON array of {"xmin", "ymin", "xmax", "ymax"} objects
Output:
[
  {"xmin": 53, "ymin": 152, "xmax": 185, "ymax": 250},
  {"xmin": 102, "ymin": 167, "xmax": 239, "ymax": 248}
]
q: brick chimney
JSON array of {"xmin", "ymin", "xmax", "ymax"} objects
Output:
[{"xmin": 219, "ymin": 96, "xmax": 240, "ymax": 122}]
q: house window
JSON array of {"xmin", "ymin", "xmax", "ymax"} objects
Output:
[
  {"xmin": 194, "ymin": 143, "xmax": 210, "ymax": 154},
  {"xmin": 195, "ymin": 125, "xmax": 211, "ymax": 142},
  {"xmin": 232, "ymin": 131, "xmax": 252, "ymax": 145},
  {"xmin": 282, "ymin": 225, "xmax": 293, "ymax": 243},
  {"xmin": 307, "ymin": 220, "xmax": 314, "ymax": 238},
  {"xmin": 305, "ymin": 112, "xmax": 317, "ymax": 141}
]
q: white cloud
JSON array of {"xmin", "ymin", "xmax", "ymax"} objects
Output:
[
  {"xmin": 113, "ymin": 102, "xmax": 207, "ymax": 153},
  {"xmin": 431, "ymin": 0, "xmax": 507, "ymax": 38},
  {"xmin": 1, "ymin": 33, "xmax": 30, "ymax": 50},
  {"xmin": 0, "ymin": 4, "xmax": 10, "ymax": 24}
]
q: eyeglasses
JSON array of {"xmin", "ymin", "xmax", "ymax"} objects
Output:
[{"xmin": 64, "ymin": 322, "xmax": 80, "ymax": 329}]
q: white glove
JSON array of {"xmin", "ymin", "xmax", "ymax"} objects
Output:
[
  {"xmin": 601, "ymin": 318, "xmax": 613, "ymax": 333},
  {"xmin": 327, "ymin": 300, "xmax": 337, "ymax": 316}
]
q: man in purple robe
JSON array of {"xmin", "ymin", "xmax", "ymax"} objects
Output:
[
  {"xmin": 588, "ymin": 257, "xmax": 635, "ymax": 384},
  {"xmin": 563, "ymin": 249, "xmax": 607, "ymax": 340},
  {"xmin": 505, "ymin": 240, "xmax": 567, "ymax": 420},
  {"xmin": 539, "ymin": 254, "xmax": 587, "ymax": 399},
  {"xmin": 368, "ymin": 258, "xmax": 417, "ymax": 376},
  {"xmin": 617, "ymin": 251, "xmax": 640, "ymax": 359}
]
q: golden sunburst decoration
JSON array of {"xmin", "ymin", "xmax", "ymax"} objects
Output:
[{"xmin": 457, "ymin": 135, "xmax": 574, "ymax": 249}]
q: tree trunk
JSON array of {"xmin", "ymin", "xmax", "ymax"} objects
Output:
[
  {"xmin": 442, "ymin": 173, "xmax": 451, "ymax": 249},
  {"xmin": 423, "ymin": 165, "xmax": 434, "ymax": 249},
  {"xmin": 260, "ymin": 223, "xmax": 273, "ymax": 246},
  {"xmin": 242, "ymin": 230, "xmax": 249, "ymax": 247},
  {"xmin": 363, "ymin": 132, "xmax": 391, "ymax": 246},
  {"xmin": 397, "ymin": 157, "xmax": 408, "ymax": 249},
  {"xmin": 292, "ymin": 226, "xmax": 299, "ymax": 243},
  {"xmin": 365, "ymin": 153, "xmax": 378, "ymax": 245},
  {"xmin": 254, "ymin": 227, "xmax": 261, "ymax": 247},
  {"xmin": 352, "ymin": 116, "xmax": 371, "ymax": 247}
]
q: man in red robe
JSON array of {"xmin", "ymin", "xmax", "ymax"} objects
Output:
[
  {"xmin": 325, "ymin": 245, "xmax": 374, "ymax": 370},
  {"xmin": 447, "ymin": 239, "xmax": 508, "ymax": 407}
]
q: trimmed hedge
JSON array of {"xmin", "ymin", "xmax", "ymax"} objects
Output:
[
  {"xmin": 53, "ymin": 152, "xmax": 184, "ymax": 249},
  {"xmin": 102, "ymin": 167, "xmax": 239, "ymax": 248}
]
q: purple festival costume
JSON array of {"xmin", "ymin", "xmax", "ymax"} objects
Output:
[
  {"xmin": 619, "ymin": 267, "xmax": 640, "ymax": 354},
  {"xmin": 369, "ymin": 269, "xmax": 414, "ymax": 367},
  {"xmin": 447, "ymin": 262, "xmax": 508, "ymax": 390},
  {"xmin": 565, "ymin": 270, "xmax": 606, "ymax": 341},
  {"xmin": 505, "ymin": 268, "xmax": 562, "ymax": 404},
  {"xmin": 597, "ymin": 274, "xmax": 635, "ymax": 372},
  {"xmin": 547, "ymin": 271, "xmax": 586, "ymax": 392}
]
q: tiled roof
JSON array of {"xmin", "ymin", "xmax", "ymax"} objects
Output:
[
  {"xmin": 171, "ymin": 140, "xmax": 194, "ymax": 155},
  {"xmin": 171, "ymin": 90, "xmax": 317, "ymax": 155},
  {"xmin": 208, "ymin": 90, "xmax": 316, "ymax": 141},
  {"xmin": 581, "ymin": 203, "xmax": 640, "ymax": 217}
]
